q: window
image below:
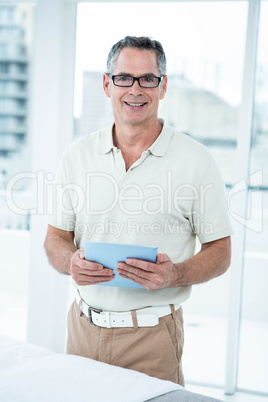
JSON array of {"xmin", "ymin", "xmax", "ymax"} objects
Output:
[
  {"xmin": 0, "ymin": 80, "xmax": 9, "ymax": 92},
  {"xmin": 0, "ymin": 62, "xmax": 9, "ymax": 74},
  {"xmin": 74, "ymin": 1, "xmax": 248, "ymax": 387},
  {"xmin": 237, "ymin": 1, "xmax": 268, "ymax": 394},
  {"xmin": 0, "ymin": 6, "xmax": 16, "ymax": 24},
  {"xmin": 17, "ymin": 44, "xmax": 26, "ymax": 56},
  {"xmin": 0, "ymin": 116, "xmax": 9, "ymax": 129},
  {"xmin": 0, "ymin": 43, "xmax": 8, "ymax": 56},
  {"xmin": 16, "ymin": 63, "xmax": 27, "ymax": 74},
  {"xmin": 0, "ymin": 3, "xmax": 34, "ymax": 343},
  {"xmin": 75, "ymin": 2, "xmax": 247, "ymax": 187}
]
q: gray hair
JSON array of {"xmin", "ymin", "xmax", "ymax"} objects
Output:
[{"xmin": 106, "ymin": 36, "xmax": 167, "ymax": 75}]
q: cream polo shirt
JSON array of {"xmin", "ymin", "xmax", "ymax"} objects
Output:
[{"xmin": 47, "ymin": 119, "xmax": 233, "ymax": 311}]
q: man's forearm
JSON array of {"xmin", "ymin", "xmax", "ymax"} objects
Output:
[
  {"xmin": 175, "ymin": 237, "xmax": 231, "ymax": 287},
  {"xmin": 44, "ymin": 234, "xmax": 77, "ymax": 275}
]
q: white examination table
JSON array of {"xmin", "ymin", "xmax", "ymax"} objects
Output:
[{"xmin": 0, "ymin": 336, "xmax": 222, "ymax": 402}]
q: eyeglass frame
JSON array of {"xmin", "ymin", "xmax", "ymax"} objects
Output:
[{"xmin": 109, "ymin": 74, "xmax": 164, "ymax": 88}]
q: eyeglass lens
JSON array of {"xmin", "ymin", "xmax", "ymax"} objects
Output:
[{"xmin": 113, "ymin": 76, "xmax": 160, "ymax": 87}]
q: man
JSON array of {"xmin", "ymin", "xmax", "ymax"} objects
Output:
[{"xmin": 44, "ymin": 36, "xmax": 232, "ymax": 385}]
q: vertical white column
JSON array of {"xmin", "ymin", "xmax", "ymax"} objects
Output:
[
  {"xmin": 27, "ymin": 0, "xmax": 76, "ymax": 352},
  {"xmin": 225, "ymin": 0, "xmax": 260, "ymax": 394}
]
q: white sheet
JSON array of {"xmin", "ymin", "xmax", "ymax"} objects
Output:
[{"xmin": 0, "ymin": 336, "xmax": 182, "ymax": 402}]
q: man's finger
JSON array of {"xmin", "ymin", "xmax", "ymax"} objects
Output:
[
  {"xmin": 123, "ymin": 259, "xmax": 156, "ymax": 272},
  {"xmin": 118, "ymin": 271, "xmax": 155, "ymax": 290},
  {"xmin": 117, "ymin": 264, "xmax": 153, "ymax": 281},
  {"xmin": 78, "ymin": 267, "xmax": 114, "ymax": 276},
  {"xmin": 79, "ymin": 249, "xmax": 85, "ymax": 259},
  {"xmin": 156, "ymin": 253, "xmax": 170, "ymax": 264},
  {"xmin": 79, "ymin": 259, "xmax": 104, "ymax": 271},
  {"xmin": 76, "ymin": 275, "xmax": 114, "ymax": 286}
]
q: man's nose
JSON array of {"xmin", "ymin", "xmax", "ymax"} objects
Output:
[{"xmin": 128, "ymin": 79, "xmax": 143, "ymax": 95}]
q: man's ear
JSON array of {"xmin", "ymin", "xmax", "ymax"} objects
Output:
[
  {"xmin": 160, "ymin": 75, "xmax": 168, "ymax": 100},
  {"xmin": 103, "ymin": 73, "xmax": 111, "ymax": 98}
]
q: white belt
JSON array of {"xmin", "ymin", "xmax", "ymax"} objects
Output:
[{"xmin": 75, "ymin": 293, "xmax": 180, "ymax": 329}]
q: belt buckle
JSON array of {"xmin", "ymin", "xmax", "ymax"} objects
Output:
[{"xmin": 88, "ymin": 306, "xmax": 102, "ymax": 325}]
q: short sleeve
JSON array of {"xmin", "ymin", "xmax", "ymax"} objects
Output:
[
  {"xmin": 46, "ymin": 150, "xmax": 76, "ymax": 232},
  {"xmin": 189, "ymin": 153, "xmax": 233, "ymax": 243}
]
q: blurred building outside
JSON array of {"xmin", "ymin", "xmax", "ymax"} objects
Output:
[{"xmin": 0, "ymin": 4, "xmax": 33, "ymax": 230}]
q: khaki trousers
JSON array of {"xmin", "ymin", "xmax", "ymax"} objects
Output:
[{"xmin": 66, "ymin": 300, "xmax": 185, "ymax": 385}]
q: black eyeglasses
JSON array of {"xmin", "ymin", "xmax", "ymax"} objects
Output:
[{"xmin": 110, "ymin": 75, "xmax": 163, "ymax": 88}]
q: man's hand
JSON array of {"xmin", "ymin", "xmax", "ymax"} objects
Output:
[
  {"xmin": 116, "ymin": 237, "xmax": 231, "ymax": 290},
  {"xmin": 116, "ymin": 253, "xmax": 180, "ymax": 290},
  {"xmin": 70, "ymin": 249, "xmax": 114, "ymax": 286}
]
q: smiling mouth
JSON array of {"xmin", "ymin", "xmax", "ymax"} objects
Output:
[{"xmin": 124, "ymin": 101, "xmax": 147, "ymax": 107}]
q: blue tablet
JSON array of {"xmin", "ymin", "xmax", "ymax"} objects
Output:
[{"xmin": 83, "ymin": 242, "xmax": 158, "ymax": 289}]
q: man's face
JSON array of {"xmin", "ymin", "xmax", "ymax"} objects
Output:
[{"xmin": 103, "ymin": 48, "xmax": 167, "ymax": 128}]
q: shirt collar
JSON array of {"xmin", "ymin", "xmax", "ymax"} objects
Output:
[
  {"xmin": 98, "ymin": 123, "xmax": 115, "ymax": 154},
  {"xmin": 148, "ymin": 119, "xmax": 173, "ymax": 157},
  {"xmin": 98, "ymin": 119, "xmax": 173, "ymax": 157}
]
